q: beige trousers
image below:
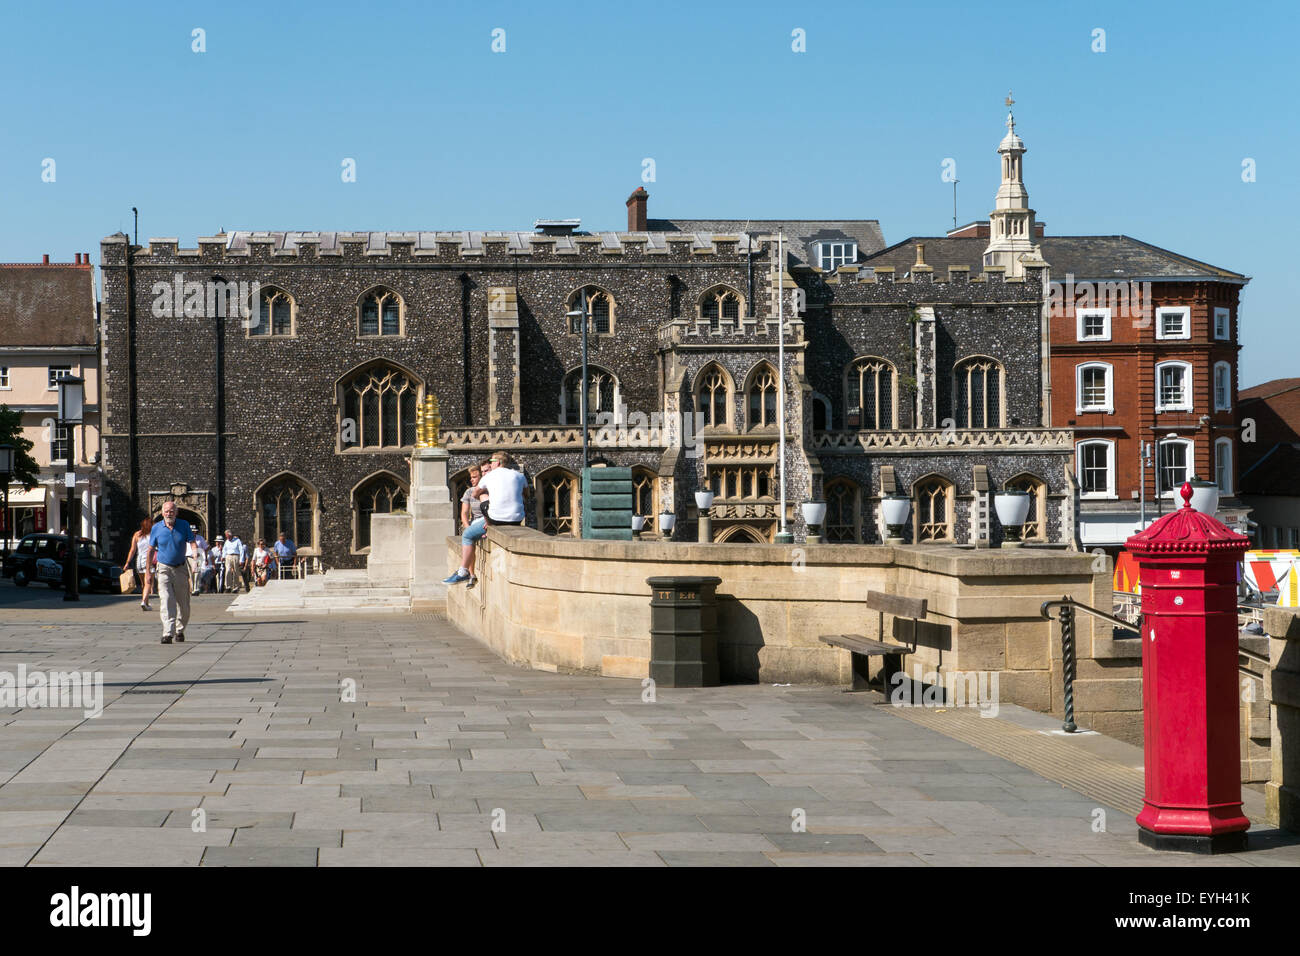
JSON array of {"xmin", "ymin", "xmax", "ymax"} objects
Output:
[{"xmin": 155, "ymin": 562, "xmax": 191, "ymax": 640}]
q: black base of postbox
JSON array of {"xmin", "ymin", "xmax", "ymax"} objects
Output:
[
  {"xmin": 649, "ymin": 633, "xmax": 719, "ymax": 688},
  {"xmin": 1137, "ymin": 828, "xmax": 1248, "ymax": 854}
]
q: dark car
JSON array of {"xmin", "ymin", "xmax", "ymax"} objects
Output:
[{"xmin": 2, "ymin": 534, "xmax": 119, "ymax": 592}]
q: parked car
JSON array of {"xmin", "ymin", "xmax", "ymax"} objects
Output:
[{"xmin": 2, "ymin": 534, "xmax": 118, "ymax": 592}]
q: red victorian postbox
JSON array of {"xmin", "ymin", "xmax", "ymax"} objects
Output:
[{"xmin": 1126, "ymin": 482, "xmax": 1251, "ymax": 853}]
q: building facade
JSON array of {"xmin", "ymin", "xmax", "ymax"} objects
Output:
[
  {"xmin": 0, "ymin": 255, "xmax": 101, "ymax": 546},
  {"xmin": 98, "ymin": 184, "xmax": 1076, "ymax": 566},
  {"xmin": 1238, "ymin": 378, "xmax": 1300, "ymax": 548},
  {"xmin": 865, "ymin": 107, "xmax": 1250, "ymax": 552}
]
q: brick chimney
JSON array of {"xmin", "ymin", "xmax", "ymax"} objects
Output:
[{"xmin": 626, "ymin": 187, "xmax": 648, "ymax": 232}]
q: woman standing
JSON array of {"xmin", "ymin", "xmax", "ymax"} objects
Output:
[{"xmin": 123, "ymin": 517, "xmax": 155, "ymax": 611}]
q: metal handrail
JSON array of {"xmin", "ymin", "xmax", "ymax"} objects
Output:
[{"xmin": 1040, "ymin": 596, "xmax": 1141, "ymax": 735}]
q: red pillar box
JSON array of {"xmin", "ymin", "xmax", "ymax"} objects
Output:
[{"xmin": 1126, "ymin": 482, "xmax": 1251, "ymax": 853}]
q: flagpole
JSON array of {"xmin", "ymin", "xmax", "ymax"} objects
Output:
[{"xmin": 775, "ymin": 232, "xmax": 791, "ymax": 544}]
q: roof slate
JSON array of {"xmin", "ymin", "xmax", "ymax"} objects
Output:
[{"xmin": 0, "ymin": 265, "xmax": 96, "ymax": 347}]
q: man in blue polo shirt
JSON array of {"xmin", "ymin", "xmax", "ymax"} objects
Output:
[{"xmin": 148, "ymin": 500, "xmax": 195, "ymax": 645}]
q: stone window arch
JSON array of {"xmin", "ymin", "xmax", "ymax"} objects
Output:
[
  {"xmin": 824, "ymin": 477, "xmax": 861, "ymax": 543},
  {"xmin": 255, "ymin": 472, "xmax": 319, "ymax": 553},
  {"xmin": 560, "ymin": 366, "xmax": 619, "ymax": 425},
  {"xmin": 699, "ymin": 285, "xmax": 743, "ymax": 330},
  {"xmin": 695, "ymin": 363, "xmax": 733, "ymax": 428},
  {"xmin": 248, "ymin": 285, "xmax": 295, "ymax": 337},
  {"xmin": 953, "ymin": 356, "xmax": 1005, "ymax": 429},
  {"xmin": 1003, "ymin": 473, "xmax": 1047, "ymax": 542},
  {"xmin": 536, "ymin": 467, "xmax": 579, "ymax": 536},
  {"xmin": 912, "ymin": 475, "xmax": 954, "ymax": 543},
  {"xmin": 810, "ymin": 392, "xmax": 831, "ymax": 431},
  {"xmin": 744, "ymin": 362, "xmax": 779, "ymax": 429},
  {"xmin": 337, "ymin": 361, "xmax": 422, "ymax": 451},
  {"xmin": 718, "ymin": 525, "xmax": 767, "ymax": 544},
  {"xmin": 632, "ymin": 467, "xmax": 659, "ymax": 537},
  {"xmin": 358, "ymin": 286, "xmax": 404, "ymax": 337},
  {"xmin": 845, "ymin": 356, "xmax": 896, "ymax": 430},
  {"xmin": 566, "ymin": 286, "xmax": 615, "ymax": 335},
  {"xmin": 351, "ymin": 471, "xmax": 408, "ymax": 552}
]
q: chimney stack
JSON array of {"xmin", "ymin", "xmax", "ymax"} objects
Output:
[
  {"xmin": 83, "ymin": 252, "xmax": 90, "ymax": 265},
  {"xmin": 914, "ymin": 243, "xmax": 926, "ymax": 267},
  {"xmin": 42, "ymin": 254, "xmax": 49, "ymax": 265},
  {"xmin": 74, "ymin": 253, "xmax": 81, "ymax": 264},
  {"xmin": 626, "ymin": 187, "xmax": 648, "ymax": 232}
]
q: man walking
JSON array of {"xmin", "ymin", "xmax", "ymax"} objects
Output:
[
  {"xmin": 221, "ymin": 529, "xmax": 247, "ymax": 593},
  {"xmin": 148, "ymin": 500, "xmax": 195, "ymax": 645}
]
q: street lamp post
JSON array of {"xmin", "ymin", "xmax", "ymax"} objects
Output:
[
  {"xmin": 0, "ymin": 444, "xmax": 13, "ymax": 563},
  {"xmin": 774, "ymin": 233, "xmax": 792, "ymax": 544},
  {"xmin": 57, "ymin": 374, "xmax": 84, "ymax": 602},
  {"xmin": 565, "ymin": 291, "xmax": 591, "ymax": 472}
]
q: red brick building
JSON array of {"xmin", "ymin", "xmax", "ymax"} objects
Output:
[
  {"xmin": 862, "ymin": 108, "xmax": 1250, "ymax": 549},
  {"xmin": 1238, "ymin": 379, "xmax": 1300, "ymax": 548}
]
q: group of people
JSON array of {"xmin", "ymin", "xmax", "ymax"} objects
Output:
[
  {"xmin": 443, "ymin": 450, "xmax": 527, "ymax": 588},
  {"xmin": 123, "ymin": 511, "xmax": 298, "ymax": 643}
]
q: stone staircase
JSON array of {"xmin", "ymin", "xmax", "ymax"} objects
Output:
[{"xmin": 228, "ymin": 570, "xmax": 421, "ymax": 617}]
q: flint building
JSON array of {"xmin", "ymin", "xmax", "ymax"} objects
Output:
[{"xmin": 98, "ymin": 120, "xmax": 1077, "ymax": 569}]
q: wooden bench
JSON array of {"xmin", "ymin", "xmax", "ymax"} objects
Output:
[{"xmin": 820, "ymin": 591, "xmax": 927, "ymax": 691}]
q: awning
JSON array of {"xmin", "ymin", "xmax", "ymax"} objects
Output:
[{"xmin": 5, "ymin": 486, "xmax": 48, "ymax": 507}]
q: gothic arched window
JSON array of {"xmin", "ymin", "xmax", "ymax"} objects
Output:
[
  {"xmin": 696, "ymin": 364, "xmax": 731, "ymax": 428},
  {"xmin": 953, "ymin": 357, "xmax": 1004, "ymax": 429},
  {"xmin": 846, "ymin": 357, "xmax": 895, "ymax": 430},
  {"xmin": 567, "ymin": 287, "xmax": 615, "ymax": 335},
  {"xmin": 537, "ymin": 469, "xmax": 578, "ymax": 536},
  {"xmin": 699, "ymin": 286, "xmax": 743, "ymax": 330},
  {"xmin": 824, "ymin": 478, "xmax": 860, "ymax": 543},
  {"xmin": 249, "ymin": 286, "xmax": 294, "ymax": 337},
  {"xmin": 913, "ymin": 477, "xmax": 954, "ymax": 543},
  {"xmin": 256, "ymin": 474, "xmax": 317, "ymax": 550},
  {"xmin": 339, "ymin": 364, "xmax": 420, "ymax": 450},
  {"xmin": 561, "ymin": 367, "xmax": 618, "ymax": 425},
  {"xmin": 352, "ymin": 472, "xmax": 408, "ymax": 551},
  {"xmin": 746, "ymin": 364, "xmax": 779, "ymax": 429},
  {"xmin": 358, "ymin": 287, "xmax": 403, "ymax": 337}
]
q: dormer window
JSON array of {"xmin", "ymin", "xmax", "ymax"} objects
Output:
[{"xmin": 816, "ymin": 241, "xmax": 857, "ymax": 271}]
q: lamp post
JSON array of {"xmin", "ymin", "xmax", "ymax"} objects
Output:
[
  {"xmin": 881, "ymin": 494, "xmax": 911, "ymax": 544},
  {"xmin": 0, "ymin": 444, "xmax": 13, "ymax": 562},
  {"xmin": 631, "ymin": 514, "xmax": 646, "ymax": 540},
  {"xmin": 57, "ymin": 374, "xmax": 84, "ymax": 602},
  {"xmin": 774, "ymin": 232, "xmax": 792, "ymax": 544},
  {"xmin": 565, "ymin": 291, "xmax": 591, "ymax": 472},
  {"xmin": 802, "ymin": 500, "xmax": 827, "ymax": 544},
  {"xmin": 993, "ymin": 488, "xmax": 1032, "ymax": 548},
  {"xmin": 695, "ymin": 490, "xmax": 715, "ymax": 543},
  {"xmin": 658, "ymin": 511, "xmax": 676, "ymax": 539}
]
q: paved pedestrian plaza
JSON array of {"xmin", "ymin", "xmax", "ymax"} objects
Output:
[{"xmin": 0, "ymin": 586, "xmax": 1296, "ymax": 866}]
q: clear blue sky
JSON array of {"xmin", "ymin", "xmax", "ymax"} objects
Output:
[{"xmin": 2, "ymin": 0, "xmax": 1295, "ymax": 387}]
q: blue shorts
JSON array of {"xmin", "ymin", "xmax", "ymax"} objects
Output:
[{"xmin": 462, "ymin": 517, "xmax": 487, "ymax": 545}]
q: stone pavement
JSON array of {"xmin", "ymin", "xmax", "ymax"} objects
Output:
[{"xmin": 1, "ymin": 583, "xmax": 1297, "ymax": 866}]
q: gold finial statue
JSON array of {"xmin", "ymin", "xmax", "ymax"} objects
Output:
[{"xmin": 415, "ymin": 395, "xmax": 441, "ymax": 449}]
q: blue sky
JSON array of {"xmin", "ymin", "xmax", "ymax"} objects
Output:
[{"xmin": 2, "ymin": 0, "xmax": 1295, "ymax": 386}]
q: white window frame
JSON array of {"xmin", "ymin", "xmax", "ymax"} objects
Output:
[
  {"xmin": 1155, "ymin": 306, "xmax": 1191, "ymax": 341},
  {"xmin": 1075, "ymin": 362, "xmax": 1114, "ymax": 414},
  {"xmin": 1157, "ymin": 437, "xmax": 1194, "ymax": 498},
  {"xmin": 1213, "ymin": 307, "xmax": 1230, "ymax": 341},
  {"xmin": 817, "ymin": 241, "xmax": 857, "ymax": 272},
  {"xmin": 1213, "ymin": 362, "xmax": 1232, "ymax": 411},
  {"xmin": 47, "ymin": 365, "xmax": 72, "ymax": 390},
  {"xmin": 1215, "ymin": 437, "xmax": 1233, "ymax": 495},
  {"xmin": 1077, "ymin": 439, "xmax": 1115, "ymax": 499},
  {"xmin": 50, "ymin": 424, "xmax": 69, "ymax": 463},
  {"xmin": 0, "ymin": 366, "xmax": 9, "ymax": 389},
  {"xmin": 1076, "ymin": 307, "xmax": 1112, "ymax": 342},
  {"xmin": 1155, "ymin": 360, "xmax": 1193, "ymax": 413}
]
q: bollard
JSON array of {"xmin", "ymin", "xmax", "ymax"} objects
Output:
[{"xmin": 1127, "ymin": 482, "xmax": 1251, "ymax": 853}]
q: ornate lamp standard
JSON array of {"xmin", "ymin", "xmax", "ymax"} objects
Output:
[
  {"xmin": 56, "ymin": 374, "xmax": 84, "ymax": 602},
  {"xmin": 881, "ymin": 494, "xmax": 911, "ymax": 544},
  {"xmin": 695, "ymin": 490, "xmax": 715, "ymax": 543}
]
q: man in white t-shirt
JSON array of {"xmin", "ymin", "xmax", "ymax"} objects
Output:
[{"xmin": 471, "ymin": 451, "xmax": 527, "ymax": 525}]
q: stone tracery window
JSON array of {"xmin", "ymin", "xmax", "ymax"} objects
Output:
[
  {"xmin": 561, "ymin": 367, "xmax": 618, "ymax": 425},
  {"xmin": 846, "ymin": 357, "xmax": 895, "ymax": 429},
  {"xmin": 1005, "ymin": 474, "xmax": 1046, "ymax": 542},
  {"xmin": 567, "ymin": 287, "xmax": 614, "ymax": 335},
  {"xmin": 707, "ymin": 464, "xmax": 773, "ymax": 500},
  {"xmin": 538, "ymin": 469, "xmax": 578, "ymax": 535},
  {"xmin": 696, "ymin": 364, "xmax": 731, "ymax": 427},
  {"xmin": 256, "ymin": 474, "xmax": 316, "ymax": 550},
  {"xmin": 913, "ymin": 477, "xmax": 953, "ymax": 542},
  {"xmin": 953, "ymin": 357, "xmax": 1004, "ymax": 429},
  {"xmin": 339, "ymin": 364, "xmax": 420, "ymax": 450},
  {"xmin": 746, "ymin": 364, "xmax": 778, "ymax": 429},
  {"xmin": 249, "ymin": 287, "xmax": 294, "ymax": 337},
  {"xmin": 352, "ymin": 472, "xmax": 407, "ymax": 551},
  {"xmin": 824, "ymin": 477, "xmax": 860, "ymax": 543},
  {"xmin": 632, "ymin": 467, "xmax": 658, "ymax": 536},
  {"xmin": 700, "ymin": 286, "xmax": 743, "ymax": 330},
  {"xmin": 359, "ymin": 288, "xmax": 403, "ymax": 336}
]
